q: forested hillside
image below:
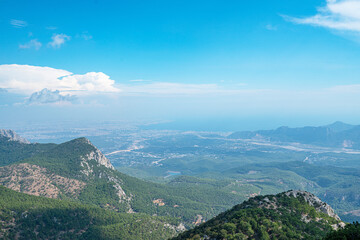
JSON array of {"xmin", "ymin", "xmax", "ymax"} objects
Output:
[
  {"xmin": 0, "ymin": 131, "xmax": 245, "ymax": 226},
  {"xmin": 174, "ymin": 190, "xmax": 345, "ymax": 240},
  {"xmin": 0, "ymin": 186, "xmax": 178, "ymax": 240}
]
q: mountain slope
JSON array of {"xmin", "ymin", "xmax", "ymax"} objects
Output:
[
  {"xmin": 0, "ymin": 130, "xmax": 54, "ymax": 166},
  {"xmin": 224, "ymin": 161, "xmax": 360, "ymax": 223},
  {"xmin": 174, "ymin": 190, "xmax": 345, "ymax": 240},
  {"xmin": 0, "ymin": 185, "xmax": 178, "ymax": 240},
  {"xmin": 324, "ymin": 222, "xmax": 360, "ymax": 240},
  {"xmin": 0, "ymin": 130, "xmax": 244, "ymax": 225}
]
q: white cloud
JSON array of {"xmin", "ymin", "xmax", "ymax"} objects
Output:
[
  {"xmin": 0, "ymin": 64, "xmax": 120, "ymax": 94},
  {"xmin": 60, "ymin": 72, "xmax": 120, "ymax": 93},
  {"xmin": 19, "ymin": 39, "xmax": 42, "ymax": 50},
  {"xmin": 48, "ymin": 33, "xmax": 71, "ymax": 48},
  {"xmin": 10, "ymin": 19, "xmax": 27, "ymax": 28},
  {"xmin": 27, "ymin": 88, "xmax": 77, "ymax": 104},
  {"xmin": 287, "ymin": 0, "xmax": 360, "ymax": 32}
]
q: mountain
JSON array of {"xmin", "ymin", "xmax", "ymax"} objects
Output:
[
  {"xmin": 0, "ymin": 130, "xmax": 244, "ymax": 226},
  {"xmin": 174, "ymin": 190, "xmax": 345, "ymax": 240},
  {"xmin": 229, "ymin": 121, "xmax": 360, "ymax": 149},
  {"xmin": 0, "ymin": 131, "xmax": 54, "ymax": 166},
  {"xmin": 0, "ymin": 185, "xmax": 179, "ymax": 240},
  {"xmin": 224, "ymin": 161, "xmax": 360, "ymax": 223},
  {"xmin": 325, "ymin": 121, "xmax": 355, "ymax": 133},
  {"xmin": 0, "ymin": 129, "xmax": 30, "ymax": 144}
]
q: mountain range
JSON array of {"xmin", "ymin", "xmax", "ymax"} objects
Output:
[
  {"xmin": 0, "ymin": 128, "xmax": 357, "ymax": 239},
  {"xmin": 0, "ymin": 129, "xmax": 248, "ymax": 236},
  {"xmin": 229, "ymin": 121, "xmax": 360, "ymax": 149}
]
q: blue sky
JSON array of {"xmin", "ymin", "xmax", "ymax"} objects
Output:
[{"xmin": 1, "ymin": 0, "xmax": 360, "ymax": 130}]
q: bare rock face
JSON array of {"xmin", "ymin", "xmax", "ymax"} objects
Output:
[
  {"xmin": 285, "ymin": 190, "xmax": 341, "ymax": 221},
  {"xmin": 78, "ymin": 138, "xmax": 133, "ymax": 211},
  {"xmin": 80, "ymin": 138, "xmax": 115, "ymax": 176},
  {"xmin": 85, "ymin": 149, "xmax": 115, "ymax": 170},
  {"xmin": 0, "ymin": 129, "xmax": 30, "ymax": 144}
]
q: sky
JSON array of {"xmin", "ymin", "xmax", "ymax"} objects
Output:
[{"xmin": 1, "ymin": 0, "xmax": 360, "ymax": 131}]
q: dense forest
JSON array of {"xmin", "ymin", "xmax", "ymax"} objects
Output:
[
  {"xmin": 324, "ymin": 222, "xmax": 360, "ymax": 240},
  {"xmin": 0, "ymin": 186, "xmax": 178, "ymax": 239},
  {"xmin": 174, "ymin": 191, "xmax": 343, "ymax": 240}
]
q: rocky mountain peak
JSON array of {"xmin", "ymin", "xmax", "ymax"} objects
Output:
[
  {"xmin": 78, "ymin": 138, "xmax": 115, "ymax": 176},
  {"xmin": 284, "ymin": 190, "xmax": 341, "ymax": 221},
  {"xmin": 0, "ymin": 129, "xmax": 30, "ymax": 144}
]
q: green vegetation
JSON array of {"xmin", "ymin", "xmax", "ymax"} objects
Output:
[
  {"xmin": 0, "ymin": 137, "xmax": 55, "ymax": 166},
  {"xmin": 0, "ymin": 185, "xmax": 178, "ymax": 240},
  {"xmin": 22, "ymin": 138, "xmax": 96, "ymax": 179},
  {"xmin": 1, "ymin": 130, "xmax": 359, "ymax": 239},
  {"xmin": 0, "ymin": 136, "xmax": 246, "ymax": 226},
  {"xmin": 111, "ymin": 172, "xmax": 245, "ymax": 224},
  {"xmin": 174, "ymin": 191, "xmax": 341, "ymax": 240},
  {"xmin": 225, "ymin": 161, "xmax": 360, "ymax": 222},
  {"xmin": 324, "ymin": 222, "xmax": 360, "ymax": 240}
]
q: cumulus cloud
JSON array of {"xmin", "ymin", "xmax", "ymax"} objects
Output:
[
  {"xmin": 0, "ymin": 64, "xmax": 120, "ymax": 94},
  {"xmin": 10, "ymin": 19, "xmax": 27, "ymax": 28},
  {"xmin": 19, "ymin": 39, "xmax": 42, "ymax": 50},
  {"xmin": 48, "ymin": 33, "xmax": 71, "ymax": 48},
  {"xmin": 287, "ymin": 0, "xmax": 360, "ymax": 32},
  {"xmin": 27, "ymin": 88, "xmax": 77, "ymax": 104}
]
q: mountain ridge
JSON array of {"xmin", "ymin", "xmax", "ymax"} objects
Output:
[
  {"xmin": 174, "ymin": 190, "xmax": 345, "ymax": 240},
  {"xmin": 229, "ymin": 121, "xmax": 360, "ymax": 149},
  {"xmin": 0, "ymin": 130, "xmax": 245, "ymax": 225}
]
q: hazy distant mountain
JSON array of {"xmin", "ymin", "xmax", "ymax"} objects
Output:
[
  {"xmin": 174, "ymin": 190, "xmax": 345, "ymax": 240},
  {"xmin": 229, "ymin": 121, "xmax": 360, "ymax": 149},
  {"xmin": 325, "ymin": 121, "xmax": 355, "ymax": 133}
]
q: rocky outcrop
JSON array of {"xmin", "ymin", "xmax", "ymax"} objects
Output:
[
  {"xmin": 80, "ymin": 138, "xmax": 115, "ymax": 176},
  {"xmin": 285, "ymin": 190, "xmax": 341, "ymax": 221},
  {"xmin": 0, "ymin": 129, "xmax": 30, "ymax": 144},
  {"xmin": 78, "ymin": 138, "xmax": 133, "ymax": 211},
  {"xmin": 81, "ymin": 138, "xmax": 114, "ymax": 170}
]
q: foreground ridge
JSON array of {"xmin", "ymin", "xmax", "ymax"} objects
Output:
[{"xmin": 174, "ymin": 190, "xmax": 345, "ymax": 240}]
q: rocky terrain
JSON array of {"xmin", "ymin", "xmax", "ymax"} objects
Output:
[
  {"xmin": 0, "ymin": 163, "xmax": 86, "ymax": 198},
  {"xmin": 0, "ymin": 129, "xmax": 30, "ymax": 144}
]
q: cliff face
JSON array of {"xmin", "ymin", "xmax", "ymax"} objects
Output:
[
  {"xmin": 80, "ymin": 138, "xmax": 115, "ymax": 175},
  {"xmin": 0, "ymin": 129, "xmax": 30, "ymax": 144}
]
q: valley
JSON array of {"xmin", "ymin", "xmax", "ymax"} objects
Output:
[
  {"xmin": 6, "ymin": 121, "xmax": 360, "ymax": 224},
  {"xmin": 1, "ymin": 121, "xmax": 360, "ymax": 239}
]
